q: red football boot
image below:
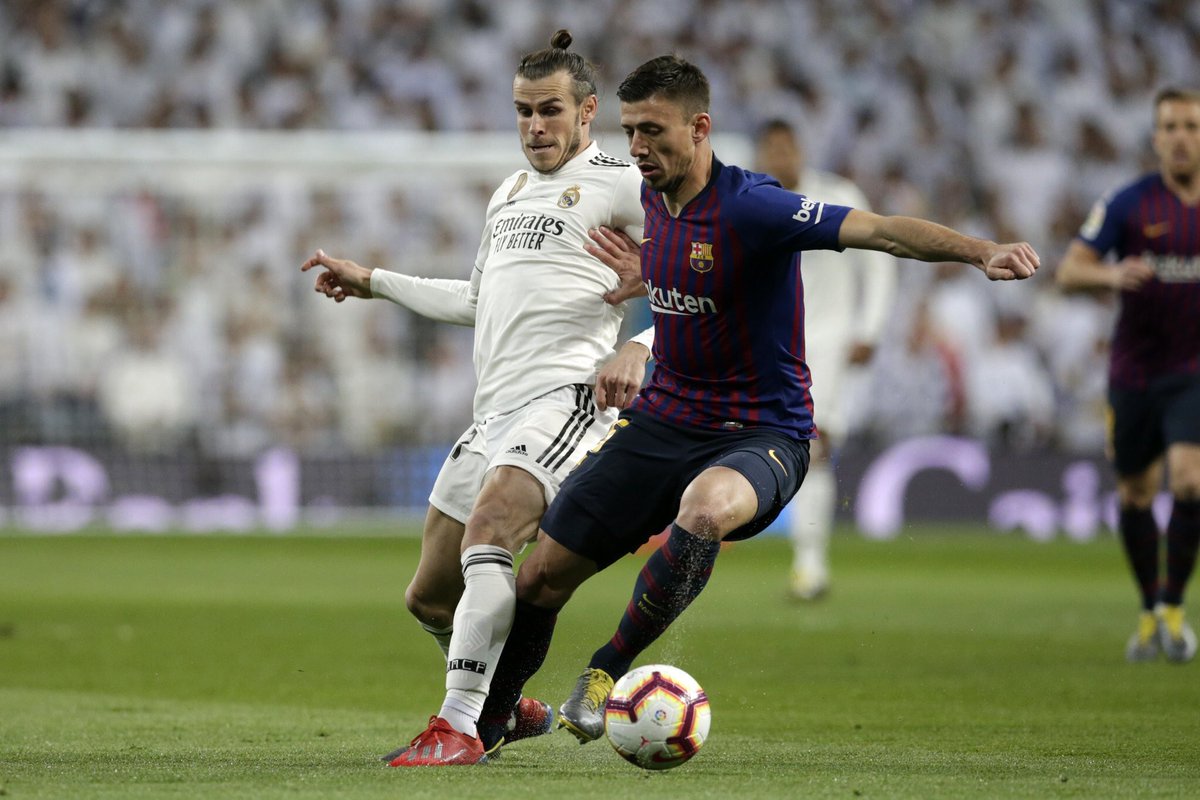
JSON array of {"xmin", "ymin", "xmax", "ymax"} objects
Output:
[
  {"xmin": 481, "ymin": 696, "xmax": 555, "ymax": 758},
  {"xmin": 385, "ymin": 716, "xmax": 486, "ymax": 767},
  {"xmin": 508, "ymin": 697, "xmax": 555, "ymax": 743}
]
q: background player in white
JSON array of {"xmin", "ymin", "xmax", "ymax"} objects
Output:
[
  {"xmin": 301, "ymin": 30, "xmax": 650, "ymax": 765},
  {"xmin": 755, "ymin": 119, "xmax": 897, "ymax": 600}
]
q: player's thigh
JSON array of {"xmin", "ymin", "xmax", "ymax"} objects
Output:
[
  {"xmin": 429, "ymin": 424, "xmax": 489, "ymax": 525},
  {"xmin": 1108, "ymin": 386, "xmax": 1166, "ymax": 479},
  {"xmin": 702, "ymin": 432, "xmax": 810, "ymax": 542},
  {"xmin": 406, "ymin": 505, "xmax": 467, "ymax": 620},
  {"xmin": 464, "ymin": 465, "xmax": 547, "ymax": 552},
  {"xmin": 1163, "ymin": 379, "xmax": 1200, "ymax": 499},
  {"xmin": 540, "ymin": 413, "xmax": 688, "ymax": 570},
  {"xmin": 482, "ymin": 384, "xmax": 619, "ymax": 517},
  {"xmin": 1166, "ymin": 444, "xmax": 1200, "ymax": 500}
]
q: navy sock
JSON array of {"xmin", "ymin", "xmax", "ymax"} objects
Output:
[
  {"xmin": 588, "ymin": 524, "xmax": 720, "ymax": 680},
  {"xmin": 1119, "ymin": 505, "xmax": 1160, "ymax": 611},
  {"xmin": 1162, "ymin": 498, "xmax": 1200, "ymax": 606},
  {"xmin": 476, "ymin": 599, "xmax": 559, "ymax": 750}
]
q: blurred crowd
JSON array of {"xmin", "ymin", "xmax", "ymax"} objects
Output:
[{"xmin": 1, "ymin": 0, "xmax": 1198, "ymax": 458}]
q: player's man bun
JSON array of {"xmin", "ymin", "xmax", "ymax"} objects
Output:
[
  {"xmin": 516, "ymin": 29, "xmax": 598, "ymax": 104},
  {"xmin": 550, "ymin": 29, "xmax": 572, "ymax": 50}
]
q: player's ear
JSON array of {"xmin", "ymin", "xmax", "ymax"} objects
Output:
[
  {"xmin": 692, "ymin": 113, "xmax": 712, "ymax": 143},
  {"xmin": 580, "ymin": 94, "xmax": 598, "ymax": 124}
]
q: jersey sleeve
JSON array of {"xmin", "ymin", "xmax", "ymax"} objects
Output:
[
  {"xmin": 369, "ymin": 271, "xmax": 475, "ymax": 325},
  {"xmin": 1077, "ymin": 184, "xmax": 1137, "ymax": 257},
  {"xmin": 610, "ymin": 165, "xmax": 646, "ymax": 242},
  {"xmin": 734, "ymin": 183, "xmax": 851, "ymax": 254}
]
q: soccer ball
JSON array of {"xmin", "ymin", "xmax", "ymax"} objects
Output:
[{"xmin": 603, "ymin": 664, "xmax": 711, "ymax": 770}]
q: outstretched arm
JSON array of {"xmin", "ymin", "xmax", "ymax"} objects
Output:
[
  {"xmin": 1056, "ymin": 240, "xmax": 1154, "ymax": 292},
  {"xmin": 837, "ymin": 209, "xmax": 1040, "ymax": 281},
  {"xmin": 300, "ymin": 249, "xmax": 476, "ymax": 325}
]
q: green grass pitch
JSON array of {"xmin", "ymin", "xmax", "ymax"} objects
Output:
[{"xmin": 2, "ymin": 526, "xmax": 1198, "ymax": 799}]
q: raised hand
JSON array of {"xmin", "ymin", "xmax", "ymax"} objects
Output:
[
  {"xmin": 300, "ymin": 249, "xmax": 374, "ymax": 302},
  {"xmin": 1111, "ymin": 256, "xmax": 1156, "ymax": 291}
]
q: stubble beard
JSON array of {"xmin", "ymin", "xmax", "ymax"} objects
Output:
[
  {"xmin": 531, "ymin": 110, "xmax": 585, "ymax": 175},
  {"xmin": 651, "ymin": 150, "xmax": 693, "ymax": 197}
]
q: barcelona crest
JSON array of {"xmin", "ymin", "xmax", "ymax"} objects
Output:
[
  {"xmin": 690, "ymin": 241, "xmax": 714, "ymax": 273},
  {"xmin": 558, "ymin": 184, "xmax": 581, "ymax": 208}
]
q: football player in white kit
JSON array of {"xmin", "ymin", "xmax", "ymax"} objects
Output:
[
  {"xmin": 301, "ymin": 31, "xmax": 651, "ymax": 765},
  {"xmin": 755, "ymin": 119, "xmax": 898, "ymax": 600}
]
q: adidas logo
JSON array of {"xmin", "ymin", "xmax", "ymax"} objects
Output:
[
  {"xmin": 589, "ymin": 153, "xmax": 630, "ymax": 168},
  {"xmin": 505, "ymin": 444, "xmax": 528, "ymax": 456}
]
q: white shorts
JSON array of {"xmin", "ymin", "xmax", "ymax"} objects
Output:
[
  {"xmin": 429, "ymin": 384, "xmax": 618, "ymax": 526},
  {"xmin": 805, "ymin": 333, "xmax": 849, "ymax": 441}
]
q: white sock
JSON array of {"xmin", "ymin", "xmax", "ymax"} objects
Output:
[
  {"xmin": 419, "ymin": 621, "xmax": 453, "ymax": 660},
  {"xmin": 790, "ymin": 461, "xmax": 835, "ymax": 582},
  {"xmin": 438, "ymin": 544, "xmax": 516, "ymax": 738}
]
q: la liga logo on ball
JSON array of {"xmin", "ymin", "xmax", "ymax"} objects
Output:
[{"xmin": 603, "ymin": 664, "xmax": 711, "ymax": 770}]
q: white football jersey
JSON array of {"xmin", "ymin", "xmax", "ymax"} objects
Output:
[
  {"xmin": 370, "ymin": 141, "xmax": 645, "ymax": 422},
  {"xmin": 793, "ymin": 169, "xmax": 897, "ymax": 437}
]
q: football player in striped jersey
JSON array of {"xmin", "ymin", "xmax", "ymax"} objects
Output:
[
  {"xmin": 477, "ymin": 54, "xmax": 1038, "ymax": 746},
  {"xmin": 1057, "ymin": 87, "xmax": 1200, "ymax": 663}
]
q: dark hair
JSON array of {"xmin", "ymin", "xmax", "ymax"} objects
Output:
[
  {"xmin": 757, "ymin": 118, "xmax": 795, "ymax": 140},
  {"xmin": 515, "ymin": 29, "xmax": 598, "ymax": 105},
  {"xmin": 617, "ymin": 55, "xmax": 710, "ymax": 118},
  {"xmin": 1155, "ymin": 85, "xmax": 1200, "ymax": 117}
]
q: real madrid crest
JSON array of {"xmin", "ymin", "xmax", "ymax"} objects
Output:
[
  {"xmin": 557, "ymin": 184, "xmax": 581, "ymax": 208},
  {"xmin": 689, "ymin": 241, "xmax": 714, "ymax": 273},
  {"xmin": 507, "ymin": 173, "xmax": 529, "ymax": 202}
]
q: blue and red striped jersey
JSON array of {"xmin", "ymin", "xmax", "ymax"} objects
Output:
[
  {"xmin": 1078, "ymin": 172, "xmax": 1200, "ymax": 389},
  {"xmin": 630, "ymin": 156, "xmax": 851, "ymax": 439}
]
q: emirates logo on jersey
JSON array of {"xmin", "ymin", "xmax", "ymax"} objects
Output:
[{"xmin": 690, "ymin": 241, "xmax": 714, "ymax": 273}]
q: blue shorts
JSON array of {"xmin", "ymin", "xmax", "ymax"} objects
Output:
[
  {"xmin": 540, "ymin": 410, "xmax": 810, "ymax": 570},
  {"xmin": 1109, "ymin": 374, "xmax": 1200, "ymax": 476}
]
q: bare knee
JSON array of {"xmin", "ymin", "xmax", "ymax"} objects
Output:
[
  {"xmin": 676, "ymin": 484, "xmax": 743, "ymax": 541},
  {"xmin": 404, "ymin": 581, "xmax": 456, "ymax": 629},
  {"xmin": 514, "ymin": 536, "xmax": 593, "ymax": 607},
  {"xmin": 674, "ymin": 505, "xmax": 725, "ymax": 541},
  {"xmin": 1169, "ymin": 477, "xmax": 1200, "ymax": 503},
  {"xmin": 675, "ymin": 466, "xmax": 760, "ymax": 541},
  {"xmin": 514, "ymin": 556, "xmax": 565, "ymax": 606},
  {"xmin": 1118, "ymin": 463, "xmax": 1163, "ymax": 509},
  {"xmin": 1167, "ymin": 447, "xmax": 1200, "ymax": 502}
]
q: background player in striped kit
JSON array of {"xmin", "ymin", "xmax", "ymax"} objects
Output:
[
  {"xmin": 302, "ymin": 31, "xmax": 651, "ymax": 765},
  {"xmin": 475, "ymin": 54, "xmax": 1040, "ymax": 749},
  {"xmin": 1057, "ymin": 87, "xmax": 1200, "ymax": 663},
  {"xmin": 755, "ymin": 118, "xmax": 898, "ymax": 601}
]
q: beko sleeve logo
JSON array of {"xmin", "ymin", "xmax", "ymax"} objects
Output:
[{"xmin": 792, "ymin": 198, "xmax": 825, "ymax": 224}]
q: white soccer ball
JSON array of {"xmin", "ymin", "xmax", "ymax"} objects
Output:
[{"xmin": 603, "ymin": 664, "xmax": 711, "ymax": 770}]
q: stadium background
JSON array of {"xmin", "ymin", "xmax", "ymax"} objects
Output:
[{"xmin": 0, "ymin": 0, "xmax": 1196, "ymax": 537}]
